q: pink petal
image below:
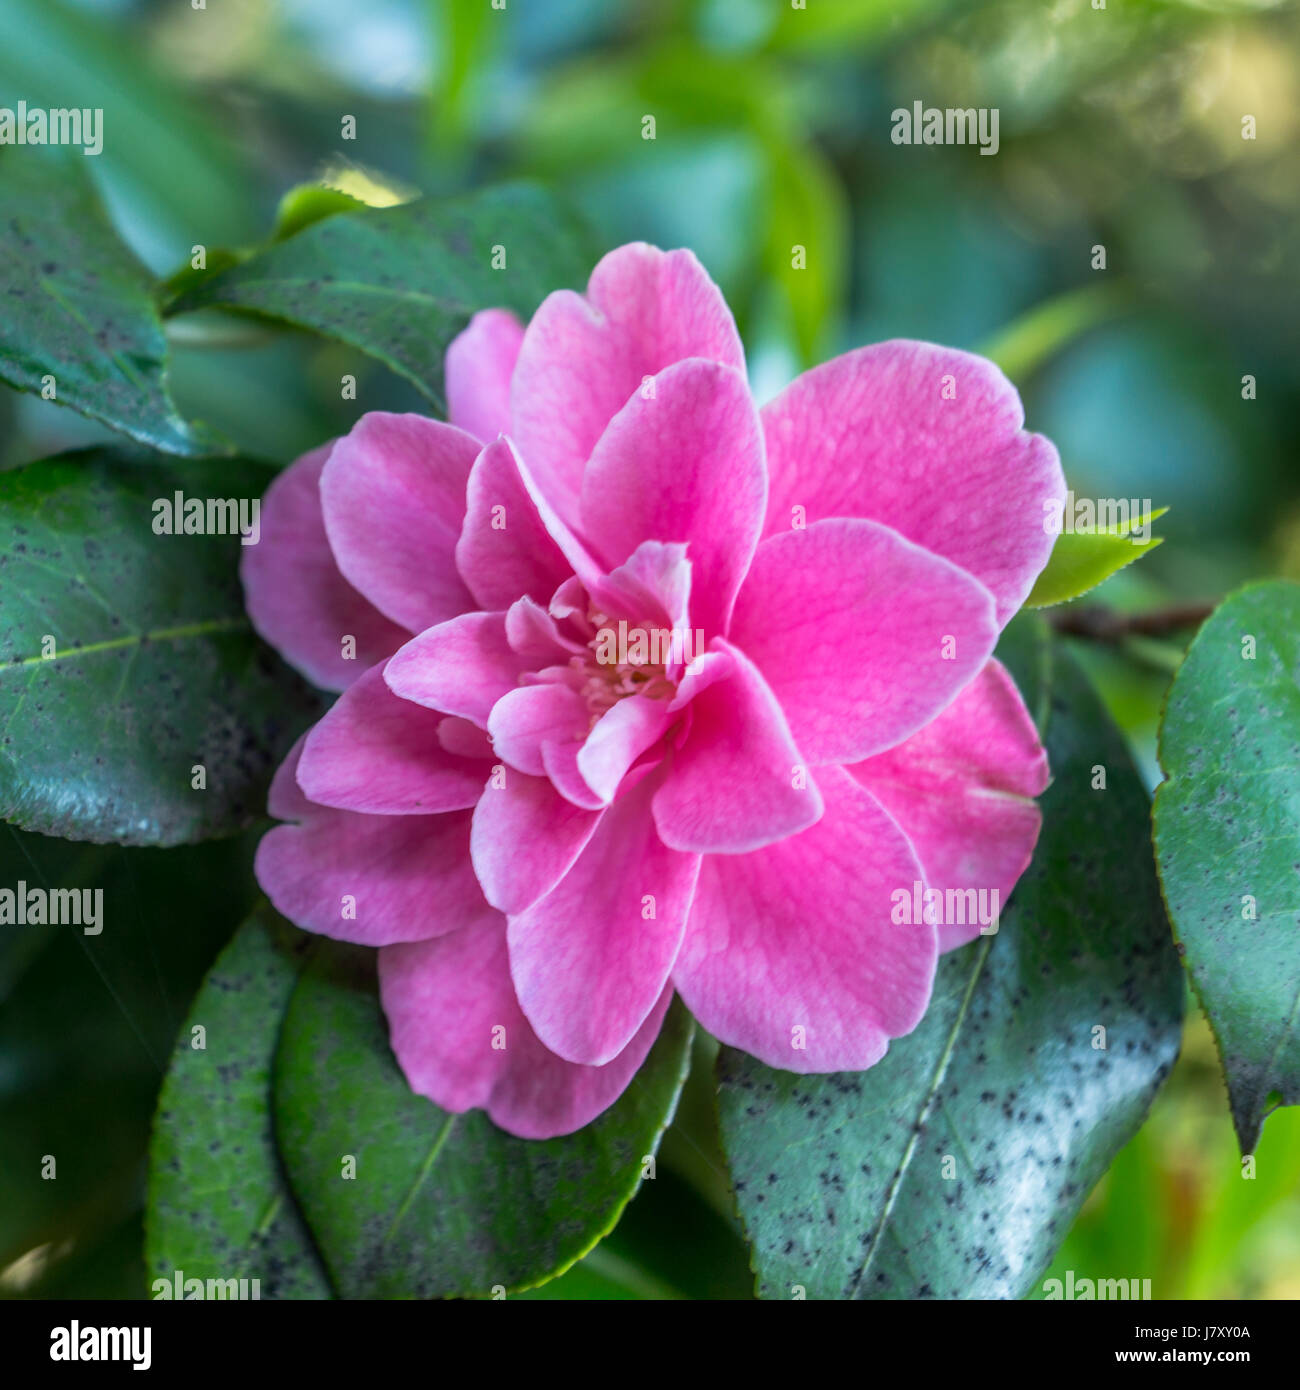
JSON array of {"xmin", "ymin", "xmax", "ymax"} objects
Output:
[
  {"xmin": 848, "ymin": 658, "xmax": 1047, "ymax": 951},
  {"xmin": 579, "ymin": 360, "xmax": 766, "ymax": 639},
  {"xmin": 541, "ymin": 738, "xmax": 610, "ymax": 811},
  {"xmin": 504, "ymin": 595, "xmax": 585, "ymax": 663},
  {"xmin": 444, "ymin": 308, "xmax": 524, "ymax": 442},
  {"xmin": 577, "ymin": 694, "xmax": 673, "ymax": 804},
  {"xmin": 385, "ymin": 611, "xmax": 529, "ymax": 727},
  {"xmin": 472, "ymin": 768, "xmax": 602, "ymax": 914},
  {"xmin": 380, "ymin": 923, "xmax": 673, "ymax": 1139},
  {"xmin": 240, "ymin": 443, "xmax": 408, "ymax": 690},
  {"xmin": 761, "ymin": 341, "xmax": 1064, "ymax": 626},
  {"xmin": 510, "ymin": 244, "xmax": 746, "ymax": 522},
  {"xmin": 257, "ymin": 738, "xmax": 493, "ymax": 946},
  {"xmin": 456, "ymin": 437, "xmax": 572, "ymax": 610},
  {"xmin": 295, "ymin": 663, "xmax": 486, "ymax": 815},
  {"xmin": 729, "ymin": 518, "xmax": 999, "ymax": 765},
  {"xmin": 320, "ymin": 412, "xmax": 479, "ymax": 632},
  {"xmin": 487, "ymin": 682, "xmax": 589, "ymax": 778},
  {"xmin": 438, "ymin": 716, "xmax": 494, "ymax": 761},
  {"xmin": 508, "ymin": 773, "xmax": 701, "ymax": 1066},
  {"xmin": 673, "ymin": 766, "xmax": 934, "ymax": 1071},
  {"xmin": 652, "ymin": 638, "xmax": 823, "ymax": 854}
]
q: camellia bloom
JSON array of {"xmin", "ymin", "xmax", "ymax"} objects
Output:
[{"xmin": 244, "ymin": 243, "xmax": 1060, "ymax": 1139}]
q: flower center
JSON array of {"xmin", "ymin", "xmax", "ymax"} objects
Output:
[{"xmin": 574, "ymin": 613, "xmax": 676, "ymax": 722}]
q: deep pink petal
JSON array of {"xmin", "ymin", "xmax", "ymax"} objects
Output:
[
  {"xmin": 257, "ymin": 738, "xmax": 493, "ymax": 946},
  {"xmin": 848, "ymin": 659, "xmax": 1047, "ymax": 951},
  {"xmin": 508, "ymin": 773, "xmax": 701, "ymax": 1066},
  {"xmin": 761, "ymin": 341, "xmax": 1064, "ymax": 626},
  {"xmin": 510, "ymin": 244, "xmax": 745, "ymax": 522},
  {"xmin": 673, "ymin": 767, "xmax": 934, "ymax": 1071},
  {"xmin": 472, "ymin": 769, "xmax": 602, "ymax": 914},
  {"xmin": 652, "ymin": 639, "xmax": 823, "ymax": 854},
  {"xmin": 240, "ymin": 443, "xmax": 408, "ymax": 690},
  {"xmin": 579, "ymin": 360, "xmax": 766, "ymax": 638},
  {"xmin": 444, "ymin": 308, "xmax": 524, "ymax": 443},
  {"xmin": 380, "ymin": 923, "xmax": 672, "ymax": 1139},
  {"xmin": 295, "ymin": 663, "xmax": 486, "ymax": 815},
  {"xmin": 456, "ymin": 436, "xmax": 572, "ymax": 610},
  {"xmin": 320, "ymin": 412, "xmax": 479, "ymax": 632},
  {"xmin": 487, "ymin": 682, "xmax": 589, "ymax": 777},
  {"xmin": 577, "ymin": 695, "xmax": 672, "ymax": 804},
  {"xmin": 385, "ymin": 611, "xmax": 529, "ymax": 726},
  {"xmin": 729, "ymin": 518, "xmax": 999, "ymax": 765}
]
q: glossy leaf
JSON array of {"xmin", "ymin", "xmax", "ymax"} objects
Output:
[
  {"xmin": 169, "ymin": 183, "xmax": 595, "ymax": 409},
  {"xmin": 274, "ymin": 942, "xmax": 694, "ymax": 1299},
  {"xmin": 1153, "ymin": 579, "xmax": 1300, "ymax": 1154},
  {"xmin": 0, "ymin": 447, "xmax": 323, "ymax": 845},
  {"xmin": 716, "ymin": 616, "xmax": 1184, "ymax": 1299},
  {"xmin": 146, "ymin": 903, "xmax": 331, "ymax": 1299},
  {"xmin": 0, "ymin": 151, "xmax": 224, "ymax": 456}
]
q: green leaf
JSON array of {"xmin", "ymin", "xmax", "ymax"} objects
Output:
[
  {"xmin": 978, "ymin": 282, "xmax": 1130, "ymax": 384},
  {"xmin": 0, "ymin": 151, "xmax": 225, "ymax": 456},
  {"xmin": 1153, "ymin": 579, "xmax": 1300, "ymax": 1154},
  {"xmin": 146, "ymin": 903, "xmax": 332, "ymax": 1299},
  {"xmin": 0, "ymin": 823, "xmax": 259, "ymax": 1270},
  {"xmin": 1025, "ymin": 506, "xmax": 1168, "ymax": 609},
  {"xmin": 0, "ymin": 447, "xmax": 323, "ymax": 845},
  {"xmin": 169, "ymin": 183, "xmax": 596, "ymax": 410},
  {"xmin": 715, "ymin": 616, "xmax": 1184, "ymax": 1299},
  {"xmin": 274, "ymin": 942, "xmax": 694, "ymax": 1298},
  {"xmin": 270, "ymin": 184, "xmax": 367, "ymax": 244}
]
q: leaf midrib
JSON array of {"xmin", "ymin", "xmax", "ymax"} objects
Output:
[{"xmin": 2, "ymin": 615, "xmax": 249, "ymax": 670}]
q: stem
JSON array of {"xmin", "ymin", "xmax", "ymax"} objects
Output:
[{"xmin": 1048, "ymin": 601, "xmax": 1215, "ymax": 644}]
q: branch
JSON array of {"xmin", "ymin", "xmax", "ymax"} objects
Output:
[{"xmin": 1047, "ymin": 601, "xmax": 1216, "ymax": 643}]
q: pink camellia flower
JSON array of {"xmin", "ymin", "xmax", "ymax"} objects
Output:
[{"xmin": 243, "ymin": 244, "xmax": 1059, "ymax": 1139}]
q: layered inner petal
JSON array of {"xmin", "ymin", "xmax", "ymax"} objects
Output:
[
  {"xmin": 507, "ymin": 771, "xmax": 701, "ymax": 1066},
  {"xmin": 295, "ymin": 663, "xmax": 486, "ymax": 815},
  {"xmin": 509, "ymin": 243, "xmax": 746, "ymax": 522},
  {"xmin": 385, "ymin": 611, "xmax": 530, "ymax": 727},
  {"xmin": 579, "ymin": 359, "xmax": 767, "ymax": 639},
  {"xmin": 471, "ymin": 767, "xmax": 602, "ymax": 914},
  {"xmin": 652, "ymin": 638, "xmax": 823, "ymax": 854},
  {"xmin": 729, "ymin": 518, "xmax": 999, "ymax": 765},
  {"xmin": 672, "ymin": 766, "xmax": 935, "ymax": 1072},
  {"xmin": 456, "ymin": 436, "xmax": 572, "ymax": 610}
]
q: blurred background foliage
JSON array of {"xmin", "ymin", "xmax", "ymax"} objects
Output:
[{"xmin": 1, "ymin": 0, "xmax": 1297, "ymax": 1299}]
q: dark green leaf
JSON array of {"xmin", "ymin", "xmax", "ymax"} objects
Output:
[
  {"xmin": 170, "ymin": 183, "xmax": 596, "ymax": 409},
  {"xmin": 146, "ymin": 903, "xmax": 331, "ymax": 1299},
  {"xmin": 716, "ymin": 616, "xmax": 1184, "ymax": 1299},
  {"xmin": 0, "ymin": 823, "xmax": 258, "ymax": 1268},
  {"xmin": 0, "ymin": 447, "xmax": 323, "ymax": 844},
  {"xmin": 0, "ymin": 151, "xmax": 225, "ymax": 456},
  {"xmin": 1153, "ymin": 579, "xmax": 1300, "ymax": 1154},
  {"xmin": 274, "ymin": 942, "xmax": 694, "ymax": 1298}
]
